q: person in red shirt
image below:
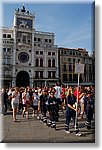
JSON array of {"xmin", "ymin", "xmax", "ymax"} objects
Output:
[
  {"xmin": 73, "ymin": 87, "xmax": 81, "ymax": 116},
  {"xmin": 60, "ymin": 84, "xmax": 66, "ymax": 111},
  {"xmin": 73, "ymin": 87, "xmax": 80, "ymax": 102}
]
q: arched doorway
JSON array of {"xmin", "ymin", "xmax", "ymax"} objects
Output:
[{"xmin": 16, "ymin": 71, "xmax": 29, "ymax": 87}]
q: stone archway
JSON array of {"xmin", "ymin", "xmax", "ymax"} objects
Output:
[{"xmin": 16, "ymin": 71, "xmax": 29, "ymax": 87}]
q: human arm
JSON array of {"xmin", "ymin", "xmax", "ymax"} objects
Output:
[{"xmin": 68, "ymin": 103, "xmax": 77, "ymax": 111}]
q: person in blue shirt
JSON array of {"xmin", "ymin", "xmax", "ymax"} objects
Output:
[
  {"xmin": 47, "ymin": 91, "xmax": 58, "ymax": 128},
  {"xmin": 39, "ymin": 90, "xmax": 47, "ymax": 123},
  {"xmin": 83, "ymin": 91, "xmax": 94, "ymax": 129}
]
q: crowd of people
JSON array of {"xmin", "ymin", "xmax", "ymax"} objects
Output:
[{"xmin": 1, "ymin": 83, "xmax": 95, "ymax": 136}]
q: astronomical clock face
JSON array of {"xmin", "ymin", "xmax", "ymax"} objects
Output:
[
  {"xmin": 18, "ymin": 52, "xmax": 29, "ymax": 63},
  {"xmin": 17, "ymin": 18, "xmax": 33, "ymax": 29}
]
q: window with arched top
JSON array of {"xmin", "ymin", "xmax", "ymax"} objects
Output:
[
  {"xmin": 36, "ymin": 58, "xmax": 39, "ymax": 67},
  {"xmin": 40, "ymin": 58, "xmax": 43, "ymax": 67},
  {"xmin": 52, "ymin": 59, "xmax": 55, "ymax": 67},
  {"xmin": 48, "ymin": 59, "xmax": 51, "ymax": 67}
]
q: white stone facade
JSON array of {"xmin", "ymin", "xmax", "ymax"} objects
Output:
[{"xmin": 1, "ymin": 6, "xmax": 59, "ymax": 88}]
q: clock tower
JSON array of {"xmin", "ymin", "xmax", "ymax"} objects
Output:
[{"xmin": 12, "ymin": 5, "xmax": 35, "ymax": 87}]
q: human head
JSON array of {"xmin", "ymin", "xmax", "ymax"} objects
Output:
[
  {"xmin": 35, "ymin": 90, "xmax": 38, "ymax": 94},
  {"xmin": 50, "ymin": 91, "xmax": 54, "ymax": 97},
  {"xmin": 42, "ymin": 89, "xmax": 46, "ymax": 95}
]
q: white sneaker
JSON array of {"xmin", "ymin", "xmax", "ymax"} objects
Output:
[
  {"xmin": 76, "ymin": 132, "xmax": 81, "ymax": 136},
  {"xmin": 63, "ymin": 106, "xmax": 65, "ymax": 110},
  {"xmin": 65, "ymin": 130, "xmax": 70, "ymax": 134},
  {"xmin": 37, "ymin": 116, "xmax": 40, "ymax": 119},
  {"xmin": 32, "ymin": 114, "xmax": 34, "ymax": 117}
]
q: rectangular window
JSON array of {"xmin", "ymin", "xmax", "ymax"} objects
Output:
[
  {"xmin": 84, "ymin": 65, "xmax": 86, "ymax": 73},
  {"xmin": 36, "ymin": 51, "xmax": 39, "ymax": 55},
  {"xmin": 38, "ymin": 38, "xmax": 41, "ymax": 42},
  {"xmin": 4, "ymin": 70, "xmax": 11, "ymax": 77},
  {"xmin": 49, "ymin": 39, "xmax": 51, "ymax": 43},
  {"xmin": 40, "ymin": 71, "xmax": 43, "ymax": 78},
  {"xmin": 85, "ymin": 53, "xmax": 88, "ymax": 56},
  {"xmin": 89, "ymin": 65, "xmax": 92, "ymax": 72},
  {"xmin": 34, "ymin": 37, "xmax": 36, "ymax": 41},
  {"xmin": 52, "ymin": 52, "xmax": 55, "ymax": 55},
  {"xmin": 63, "ymin": 74, "xmax": 67, "ymax": 82},
  {"xmin": 40, "ymin": 51, "xmax": 43, "ymax": 55},
  {"xmin": 7, "ymin": 34, "xmax": 11, "ymax": 38},
  {"xmin": 3, "ymin": 34, "xmax": 6, "ymax": 38},
  {"xmin": 63, "ymin": 64, "xmax": 67, "ymax": 72},
  {"xmin": 78, "ymin": 59, "xmax": 80, "ymax": 63},
  {"xmin": 61, "ymin": 50, "xmax": 63, "ymax": 55},
  {"xmin": 7, "ymin": 58, "xmax": 11, "ymax": 64},
  {"xmin": 45, "ymin": 39, "xmax": 48, "ymax": 42},
  {"xmin": 35, "ymin": 71, "xmax": 39, "ymax": 78},
  {"xmin": 79, "ymin": 53, "xmax": 81, "ymax": 56},
  {"xmin": 73, "ymin": 65, "xmax": 75, "ymax": 72},
  {"xmin": 3, "ymin": 48, "xmax": 6, "ymax": 52},
  {"xmin": 89, "ymin": 74, "xmax": 92, "ymax": 81},
  {"xmin": 48, "ymin": 52, "xmax": 51, "ymax": 55},
  {"xmin": 64, "ymin": 51, "xmax": 67, "ymax": 55},
  {"xmin": 68, "ymin": 58, "xmax": 71, "ymax": 62},
  {"xmin": 73, "ymin": 58, "xmax": 75, "ymax": 63},
  {"xmin": 68, "ymin": 64, "xmax": 72, "ymax": 72},
  {"xmin": 73, "ymin": 51, "xmax": 75, "ymax": 55},
  {"xmin": 89, "ymin": 59, "xmax": 92, "ymax": 63},
  {"xmin": 3, "ymin": 57, "xmax": 11, "ymax": 65},
  {"xmin": 69, "ymin": 74, "xmax": 72, "ymax": 82},
  {"xmin": 48, "ymin": 71, "xmax": 51, "ymax": 78},
  {"xmin": 7, "ymin": 48, "xmax": 11, "ymax": 53},
  {"xmin": 69, "ymin": 50, "xmax": 72, "ymax": 55},
  {"xmin": 73, "ymin": 74, "xmax": 78, "ymax": 82},
  {"xmin": 52, "ymin": 71, "xmax": 55, "ymax": 78}
]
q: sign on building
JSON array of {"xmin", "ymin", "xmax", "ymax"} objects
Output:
[{"xmin": 75, "ymin": 63, "xmax": 84, "ymax": 74}]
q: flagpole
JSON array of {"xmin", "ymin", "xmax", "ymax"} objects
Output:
[
  {"xmin": 75, "ymin": 73, "xmax": 80, "ymax": 130},
  {"xmin": 74, "ymin": 63, "xmax": 84, "ymax": 131}
]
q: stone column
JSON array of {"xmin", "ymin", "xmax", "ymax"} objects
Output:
[
  {"xmin": 56, "ymin": 47, "xmax": 59, "ymax": 79},
  {"xmin": 12, "ymin": 27, "xmax": 17, "ymax": 87},
  {"xmin": 44, "ymin": 46, "xmax": 47, "ymax": 87},
  {"xmin": 44, "ymin": 46, "xmax": 47, "ymax": 78}
]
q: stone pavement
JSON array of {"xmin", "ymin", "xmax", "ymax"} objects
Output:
[{"xmin": 0, "ymin": 109, "xmax": 95, "ymax": 143}]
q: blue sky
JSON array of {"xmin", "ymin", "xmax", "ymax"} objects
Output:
[{"xmin": 1, "ymin": 1, "xmax": 94, "ymax": 53}]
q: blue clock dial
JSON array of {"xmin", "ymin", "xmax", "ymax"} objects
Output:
[{"xmin": 18, "ymin": 52, "xmax": 29, "ymax": 63}]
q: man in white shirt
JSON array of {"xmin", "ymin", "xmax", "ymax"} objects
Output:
[
  {"xmin": 53, "ymin": 83, "xmax": 61, "ymax": 121},
  {"xmin": 54, "ymin": 83, "xmax": 61, "ymax": 99}
]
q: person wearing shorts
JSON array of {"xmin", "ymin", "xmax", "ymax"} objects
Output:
[
  {"xmin": 32, "ymin": 90, "xmax": 40, "ymax": 119},
  {"xmin": 11, "ymin": 87, "xmax": 20, "ymax": 122},
  {"xmin": 22, "ymin": 88, "xmax": 30, "ymax": 119}
]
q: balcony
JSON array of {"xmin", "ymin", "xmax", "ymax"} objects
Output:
[
  {"xmin": 35, "ymin": 31, "xmax": 54, "ymax": 36},
  {"xmin": 18, "ymin": 42, "xmax": 31, "ymax": 47},
  {"xmin": 2, "ymin": 38, "xmax": 14, "ymax": 45}
]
